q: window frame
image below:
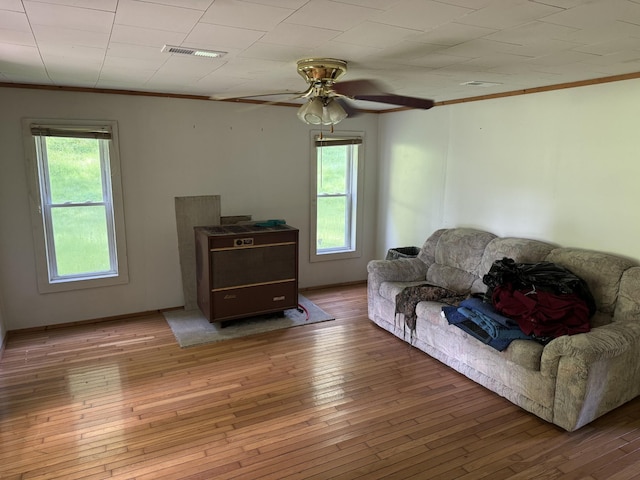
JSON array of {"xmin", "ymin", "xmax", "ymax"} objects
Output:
[
  {"xmin": 23, "ymin": 119, "xmax": 129, "ymax": 293},
  {"xmin": 309, "ymin": 131, "xmax": 364, "ymax": 263}
]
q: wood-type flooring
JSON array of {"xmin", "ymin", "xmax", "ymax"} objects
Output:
[{"xmin": 1, "ymin": 283, "xmax": 639, "ymax": 479}]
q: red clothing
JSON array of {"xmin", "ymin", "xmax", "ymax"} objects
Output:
[{"xmin": 492, "ymin": 283, "xmax": 591, "ymax": 338}]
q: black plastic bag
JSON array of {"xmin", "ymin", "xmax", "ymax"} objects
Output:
[{"xmin": 482, "ymin": 257, "xmax": 596, "ymax": 316}]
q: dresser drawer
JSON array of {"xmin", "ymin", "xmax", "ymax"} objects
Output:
[{"xmin": 211, "ymin": 281, "xmax": 297, "ymax": 322}]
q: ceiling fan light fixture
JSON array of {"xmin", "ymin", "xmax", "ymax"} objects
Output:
[
  {"xmin": 324, "ymin": 98, "xmax": 347, "ymax": 125},
  {"xmin": 297, "ymin": 97, "xmax": 347, "ymax": 126},
  {"xmin": 297, "ymin": 97, "xmax": 324, "ymax": 124}
]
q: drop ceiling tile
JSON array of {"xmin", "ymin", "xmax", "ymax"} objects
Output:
[
  {"xmin": 48, "ymin": 68, "xmax": 100, "ymax": 85},
  {"xmin": 583, "ymin": 58, "xmax": 640, "ymax": 75},
  {"xmin": 32, "ymin": 24, "xmax": 110, "ymax": 48},
  {"xmin": 484, "ymin": 21, "xmax": 579, "ymax": 45},
  {"xmin": 436, "ymin": 0, "xmax": 495, "ymax": 8},
  {"xmin": 39, "ymin": 46, "xmax": 104, "ymax": 64},
  {"xmin": 0, "ymin": 1, "xmax": 25, "ymax": 12},
  {"xmin": 184, "ymin": 23, "xmax": 265, "ymax": 51},
  {"xmin": 110, "ymin": 24, "xmax": 186, "ymax": 48},
  {"xmin": 578, "ymin": 49, "xmax": 640, "ymax": 66},
  {"xmin": 98, "ymin": 64, "xmax": 156, "ymax": 82},
  {"xmin": 2, "ymin": 69, "xmax": 50, "ymax": 83},
  {"xmin": 574, "ymin": 36, "xmax": 640, "ymax": 55},
  {"xmin": 528, "ymin": 49, "xmax": 598, "ymax": 66},
  {"xmin": 23, "ymin": 1, "xmax": 114, "ymax": 33},
  {"xmin": 154, "ymin": 54, "xmax": 226, "ymax": 79},
  {"xmin": 238, "ymin": 42, "xmax": 309, "ymax": 62},
  {"xmin": 441, "ymin": 38, "xmax": 529, "ymax": 58},
  {"xmin": 307, "ymin": 41, "xmax": 383, "ymax": 63},
  {"xmin": 463, "ymin": 52, "xmax": 533, "ymax": 69},
  {"xmin": 0, "ymin": 9, "xmax": 30, "ymax": 30},
  {"xmin": 194, "ymin": 73, "xmax": 260, "ymax": 94},
  {"xmin": 106, "ymin": 42, "xmax": 172, "ymax": 66},
  {"xmin": 243, "ymin": 0, "xmax": 308, "ymax": 8},
  {"xmin": 373, "ymin": 0, "xmax": 472, "ymax": 30},
  {"xmin": 102, "ymin": 54, "xmax": 166, "ymax": 72},
  {"xmin": 404, "ymin": 52, "xmax": 472, "ymax": 68},
  {"xmin": 26, "ymin": 0, "xmax": 116, "ymax": 10},
  {"xmin": 285, "ymin": 0, "xmax": 381, "ymax": 31},
  {"xmin": 200, "ymin": 1, "xmax": 295, "ymax": 31},
  {"xmin": 558, "ymin": 20, "xmax": 640, "ymax": 45},
  {"xmin": 0, "ymin": 42, "xmax": 44, "ymax": 69},
  {"xmin": 260, "ymin": 23, "xmax": 340, "ymax": 48},
  {"xmin": 115, "ymin": 0, "xmax": 202, "ymax": 33},
  {"xmin": 0, "ymin": 28, "xmax": 35, "ymax": 46},
  {"xmin": 456, "ymin": 0, "xmax": 563, "ymax": 30},
  {"xmin": 374, "ymin": 41, "xmax": 447, "ymax": 63},
  {"xmin": 528, "ymin": 0, "xmax": 597, "ymax": 7},
  {"xmin": 541, "ymin": 0, "xmax": 640, "ymax": 28},
  {"xmin": 409, "ymin": 22, "xmax": 498, "ymax": 46},
  {"xmin": 139, "ymin": 0, "xmax": 213, "ymax": 9},
  {"xmin": 332, "ymin": 21, "xmax": 422, "ymax": 49}
]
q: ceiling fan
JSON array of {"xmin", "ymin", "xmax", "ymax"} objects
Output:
[{"xmin": 224, "ymin": 58, "xmax": 435, "ymax": 126}]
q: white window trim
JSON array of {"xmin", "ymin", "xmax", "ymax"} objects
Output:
[
  {"xmin": 22, "ymin": 118, "xmax": 129, "ymax": 293},
  {"xmin": 309, "ymin": 130, "xmax": 365, "ymax": 263}
]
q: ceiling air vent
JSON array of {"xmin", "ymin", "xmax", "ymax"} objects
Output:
[
  {"xmin": 161, "ymin": 44, "xmax": 227, "ymax": 58},
  {"xmin": 460, "ymin": 81, "xmax": 502, "ymax": 87}
]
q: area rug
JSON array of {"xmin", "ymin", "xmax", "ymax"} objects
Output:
[{"xmin": 164, "ymin": 294, "xmax": 334, "ymax": 348}]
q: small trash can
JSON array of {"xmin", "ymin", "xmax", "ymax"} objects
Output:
[{"xmin": 385, "ymin": 246, "xmax": 420, "ymax": 260}]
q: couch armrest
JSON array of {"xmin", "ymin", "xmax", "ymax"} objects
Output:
[
  {"xmin": 541, "ymin": 322, "xmax": 640, "ymax": 376},
  {"xmin": 540, "ymin": 322, "xmax": 640, "ymax": 431},
  {"xmin": 367, "ymin": 258, "xmax": 428, "ymax": 294}
]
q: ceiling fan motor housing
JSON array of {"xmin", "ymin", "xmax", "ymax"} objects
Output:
[{"xmin": 297, "ymin": 58, "xmax": 348, "ymax": 87}]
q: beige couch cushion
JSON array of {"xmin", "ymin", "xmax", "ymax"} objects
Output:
[
  {"xmin": 471, "ymin": 237, "xmax": 556, "ymax": 293},
  {"xmin": 545, "ymin": 248, "xmax": 636, "ymax": 314},
  {"xmin": 425, "ymin": 228, "xmax": 496, "ymax": 292}
]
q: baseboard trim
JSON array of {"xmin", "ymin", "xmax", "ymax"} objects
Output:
[
  {"xmin": 300, "ymin": 280, "xmax": 366, "ymax": 291},
  {"xmin": 5, "ymin": 281, "xmax": 367, "ymax": 334}
]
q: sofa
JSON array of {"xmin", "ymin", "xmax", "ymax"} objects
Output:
[{"xmin": 367, "ymin": 228, "xmax": 640, "ymax": 431}]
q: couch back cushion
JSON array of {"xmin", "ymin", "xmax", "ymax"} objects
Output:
[
  {"xmin": 544, "ymin": 248, "xmax": 636, "ymax": 317},
  {"xmin": 417, "ymin": 228, "xmax": 446, "ymax": 265},
  {"xmin": 425, "ymin": 228, "xmax": 496, "ymax": 292},
  {"xmin": 471, "ymin": 237, "xmax": 557, "ymax": 293}
]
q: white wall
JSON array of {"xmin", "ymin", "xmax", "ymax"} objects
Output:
[
  {"xmin": 378, "ymin": 78, "xmax": 640, "ymax": 263},
  {"xmin": 0, "ymin": 87, "xmax": 379, "ymax": 330},
  {"xmin": 0, "ymin": 291, "xmax": 5, "ymax": 354},
  {"xmin": 376, "ymin": 105, "xmax": 450, "ymax": 257}
]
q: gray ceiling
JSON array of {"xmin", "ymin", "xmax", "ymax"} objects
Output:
[{"xmin": 2, "ymin": 0, "xmax": 640, "ymax": 110}]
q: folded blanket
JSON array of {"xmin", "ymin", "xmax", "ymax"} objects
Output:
[
  {"xmin": 457, "ymin": 306, "xmax": 531, "ymax": 341},
  {"xmin": 459, "ymin": 297, "xmax": 518, "ymax": 328},
  {"xmin": 442, "ymin": 306, "xmax": 512, "ymax": 351}
]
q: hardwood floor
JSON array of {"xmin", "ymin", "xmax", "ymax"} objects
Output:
[{"xmin": 1, "ymin": 283, "xmax": 640, "ymax": 479}]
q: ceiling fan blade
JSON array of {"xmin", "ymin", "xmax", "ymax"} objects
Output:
[
  {"xmin": 333, "ymin": 79, "xmax": 434, "ymax": 110},
  {"xmin": 332, "ymin": 79, "xmax": 384, "ymax": 96},
  {"xmin": 351, "ymin": 94, "xmax": 434, "ymax": 110},
  {"xmin": 212, "ymin": 85, "xmax": 312, "ymax": 101}
]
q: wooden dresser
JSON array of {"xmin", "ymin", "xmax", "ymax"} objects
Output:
[{"xmin": 195, "ymin": 223, "xmax": 299, "ymax": 324}]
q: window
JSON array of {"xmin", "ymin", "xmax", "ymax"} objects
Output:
[
  {"xmin": 310, "ymin": 133, "xmax": 364, "ymax": 262},
  {"xmin": 23, "ymin": 120, "xmax": 128, "ymax": 292}
]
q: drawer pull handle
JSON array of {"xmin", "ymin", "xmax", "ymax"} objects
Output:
[
  {"xmin": 224, "ymin": 294, "xmax": 237, "ymax": 300},
  {"xmin": 273, "ymin": 296, "xmax": 285, "ymax": 301}
]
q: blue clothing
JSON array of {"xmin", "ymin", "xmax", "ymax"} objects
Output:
[
  {"xmin": 460, "ymin": 297, "xmax": 518, "ymax": 328},
  {"xmin": 442, "ymin": 301, "xmax": 533, "ymax": 352}
]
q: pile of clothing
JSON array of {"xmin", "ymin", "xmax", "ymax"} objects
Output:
[{"xmin": 442, "ymin": 257, "xmax": 596, "ymax": 351}]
